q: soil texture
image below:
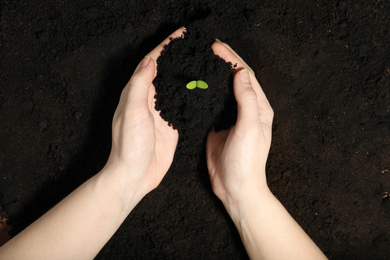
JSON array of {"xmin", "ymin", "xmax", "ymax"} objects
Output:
[
  {"xmin": 154, "ymin": 18, "xmax": 237, "ymax": 155},
  {"xmin": 1, "ymin": 0, "xmax": 390, "ymax": 259}
]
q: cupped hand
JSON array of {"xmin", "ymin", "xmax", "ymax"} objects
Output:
[
  {"xmin": 206, "ymin": 41, "xmax": 274, "ymax": 210},
  {"xmin": 104, "ymin": 28, "xmax": 186, "ymax": 203}
]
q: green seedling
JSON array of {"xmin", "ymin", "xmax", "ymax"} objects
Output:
[
  {"xmin": 186, "ymin": 80, "xmax": 197, "ymax": 89},
  {"xmin": 186, "ymin": 80, "xmax": 208, "ymax": 90},
  {"xmin": 197, "ymin": 80, "xmax": 208, "ymax": 89}
]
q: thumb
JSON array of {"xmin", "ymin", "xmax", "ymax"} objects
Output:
[
  {"xmin": 234, "ymin": 69, "xmax": 260, "ymax": 126},
  {"xmin": 126, "ymin": 55, "xmax": 156, "ymax": 109}
]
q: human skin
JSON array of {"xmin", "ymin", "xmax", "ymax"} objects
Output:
[
  {"xmin": 0, "ymin": 27, "xmax": 186, "ymax": 260},
  {"xmin": 208, "ymin": 40, "xmax": 327, "ymax": 259},
  {"xmin": 0, "ymin": 29, "xmax": 326, "ymax": 260}
]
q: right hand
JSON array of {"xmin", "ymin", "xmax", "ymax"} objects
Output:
[{"xmin": 206, "ymin": 40, "xmax": 274, "ymax": 213}]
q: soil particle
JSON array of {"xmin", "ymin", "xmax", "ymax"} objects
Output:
[
  {"xmin": 1, "ymin": 0, "xmax": 390, "ymax": 259},
  {"xmin": 73, "ymin": 111, "xmax": 83, "ymax": 120},
  {"xmin": 154, "ymin": 19, "xmax": 237, "ymax": 142},
  {"xmin": 38, "ymin": 120, "xmax": 48, "ymax": 130}
]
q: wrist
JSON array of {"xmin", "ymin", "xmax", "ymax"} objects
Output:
[
  {"xmin": 97, "ymin": 162, "xmax": 149, "ymax": 213},
  {"xmin": 223, "ymin": 183, "xmax": 273, "ymax": 227}
]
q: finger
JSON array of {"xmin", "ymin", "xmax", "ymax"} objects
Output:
[
  {"xmin": 212, "ymin": 39, "xmax": 254, "ymax": 74},
  {"xmin": 126, "ymin": 27, "xmax": 186, "ymax": 109},
  {"xmin": 206, "ymin": 129, "xmax": 229, "ymax": 177},
  {"xmin": 234, "ymin": 69, "xmax": 261, "ymax": 127},
  {"xmin": 147, "ymin": 27, "xmax": 187, "ymax": 65},
  {"xmin": 148, "ymin": 84, "xmax": 178, "ymax": 132},
  {"xmin": 148, "ymin": 84, "xmax": 156, "ymax": 112},
  {"xmin": 124, "ymin": 55, "xmax": 156, "ymax": 113},
  {"xmin": 211, "ymin": 40, "xmax": 273, "ymax": 127}
]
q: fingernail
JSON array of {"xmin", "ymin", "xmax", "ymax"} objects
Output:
[
  {"xmin": 141, "ymin": 55, "xmax": 151, "ymax": 68},
  {"xmin": 240, "ymin": 69, "xmax": 251, "ymax": 83},
  {"xmin": 215, "ymin": 38, "xmax": 223, "ymax": 43}
]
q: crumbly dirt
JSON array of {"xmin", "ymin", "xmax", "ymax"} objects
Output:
[
  {"xmin": 154, "ymin": 18, "xmax": 237, "ymax": 158},
  {"xmin": 1, "ymin": 1, "xmax": 390, "ymax": 259}
]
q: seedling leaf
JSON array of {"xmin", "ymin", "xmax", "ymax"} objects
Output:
[
  {"xmin": 197, "ymin": 80, "xmax": 208, "ymax": 89},
  {"xmin": 186, "ymin": 80, "xmax": 197, "ymax": 89}
]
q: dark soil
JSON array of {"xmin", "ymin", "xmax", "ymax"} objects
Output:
[
  {"xmin": 1, "ymin": 1, "xmax": 390, "ymax": 259},
  {"xmin": 154, "ymin": 18, "xmax": 237, "ymax": 155}
]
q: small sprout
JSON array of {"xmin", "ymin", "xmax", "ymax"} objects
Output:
[
  {"xmin": 186, "ymin": 80, "xmax": 197, "ymax": 89},
  {"xmin": 186, "ymin": 80, "xmax": 208, "ymax": 90},
  {"xmin": 196, "ymin": 80, "xmax": 208, "ymax": 89}
]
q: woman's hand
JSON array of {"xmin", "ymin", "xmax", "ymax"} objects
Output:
[
  {"xmin": 207, "ymin": 40, "xmax": 326, "ymax": 259},
  {"xmin": 102, "ymin": 28, "xmax": 186, "ymax": 209},
  {"xmin": 206, "ymin": 40, "xmax": 274, "ymax": 213},
  {"xmin": 0, "ymin": 29, "xmax": 188, "ymax": 260}
]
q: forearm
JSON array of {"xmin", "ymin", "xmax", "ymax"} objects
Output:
[
  {"xmin": 0, "ymin": 166, "xmax": 144, "ymax": 260},
  {"xmin": 228, "ymin": 186, "xmax": 327, "ymax": 260}
]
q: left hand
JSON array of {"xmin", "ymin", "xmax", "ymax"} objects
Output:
[
  {"xmin": 103, "ymin": 28, "xmax": 186, "ymax": 206},
  {"xmin": 0, "ymin": 28, "xmax": 187, "ymax": 260}
]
